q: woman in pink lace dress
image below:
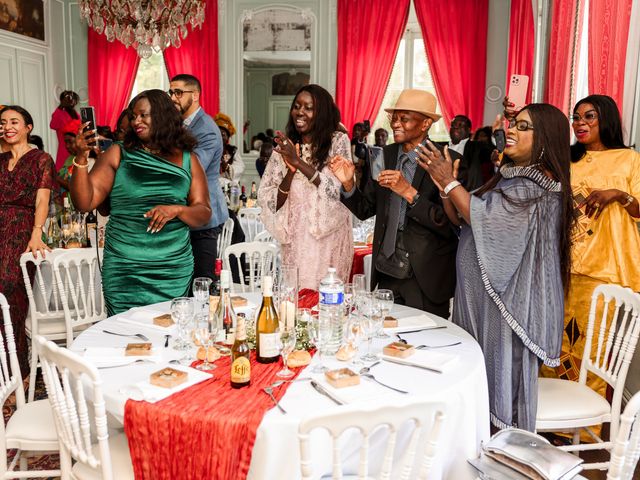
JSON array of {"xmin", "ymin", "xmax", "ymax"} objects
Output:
[{"xmin": 258, "ymin": 85, "xmax": 353, "ymax": 289}]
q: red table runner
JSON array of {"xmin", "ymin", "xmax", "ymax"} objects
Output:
[
  {"xmin": 350, "ymin": 245, "xmax": 373, "ymax": 281},
  {"xmin": 124, "ymin": 289, "xmax": 319, "ymax": 480}
]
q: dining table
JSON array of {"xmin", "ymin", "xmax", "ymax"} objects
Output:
[{"xmin": 70, "ymin": 293, "xmax": 490, "ymax": 479}]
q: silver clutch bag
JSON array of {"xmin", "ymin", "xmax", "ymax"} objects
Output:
[{"xmin": 469, "ymin": 428, "xmax": 584, "ymax": 480}]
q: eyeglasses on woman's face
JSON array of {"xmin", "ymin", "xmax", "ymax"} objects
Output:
[
  {"xmin": 508, "ymin": 118, "xmax": 535, "ymax": 131},
  {"xmin": 570, "ymin": 110, "xmax": 598, "ymax": 124},
  {"xmin": 167, "ymin": 89, "xmax": 193, "ymax": 99}
]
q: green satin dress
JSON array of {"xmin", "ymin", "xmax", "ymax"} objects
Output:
[{"xmin": 102, "ymin": 146, "xmax": 194, "ymax": 316}]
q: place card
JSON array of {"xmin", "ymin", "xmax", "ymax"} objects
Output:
[
  {"xmin": 383, "ymin": 342, "xmax": 415, "ymax": 359},
  {"xmin": 125, "ymin": 343, "xmax": 153, "ymax": 356},
  {"xmin": 150, "ymin": 367, "xmax": 189, "ymax": 389},
  {"xmin": 325, "ymin": 368, "xmax": 360, "ymax": 388}
]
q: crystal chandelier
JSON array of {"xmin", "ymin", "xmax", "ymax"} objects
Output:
[{"xmin": 79, "ymin": 0, "xmax": 206, "ymax": 59}]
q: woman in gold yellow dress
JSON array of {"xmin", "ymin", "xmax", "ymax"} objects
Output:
[{"xmin": 541, "ymin": 95, "xmax": 640, "ymax": 398}]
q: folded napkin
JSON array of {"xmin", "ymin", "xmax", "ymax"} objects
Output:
[
  {"xmin": 119, "ymin": 365, "xmax": 212, "ymax": 403},
  {"xmin": 117, "ymin": 308, "xmax": 176, "ymax": 333},
  {"xmin": 316, "ymin": 376, "xmax": 399, "ymax": 405},
  {"xmin": 383, "ymin": 314, "xmax": 438, "ymax": 333},
  {"xmin": 381, "ymin": 349, "xmax": 458, "ymax": 373},
  {"xmin": 83, "ymin": 347, "xmax": 162, "ymax": 368}
]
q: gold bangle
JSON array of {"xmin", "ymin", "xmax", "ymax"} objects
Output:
[
  {"xmin": 72, "ymin": 158, "xmax": 89, "ymax": 169},
  {"xmin": 278, "ymin": 186, "xmax": 289, "ymax": 195},
  {"xmin": 33, "ymin": 224, "xmax": 43, "ymax": 230}
]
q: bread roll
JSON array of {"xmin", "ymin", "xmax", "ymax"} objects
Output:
[
  {"xmin": 287, "ymin": 349, "xmax": 311, "ymax": 368},
  {"xmin": 197, "ymin": 346, "xmax": 221, "ymax": 363},
  {"xmin": 335, "ymin": 344, "xmax": 356, "ymax": 361}
]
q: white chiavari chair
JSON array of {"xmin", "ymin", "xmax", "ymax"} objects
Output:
[
  {"xmin": 237, "ymin": 207, "xmax": 264, "ymax": 242},
  {"xmin": 536, "ymin": 284, "xmax": 640, "ymax": 470},
  {"xmin": 0, "ymin": 294, "xmax": 59, "ymax": 479},
  {"xmin": 216, "ymin": 218, "xmax": 234, "ymax": 260},
  {"xmin": 607, "ymin": 391, "xmax": 640, "ymax": 480},
  {"xmin": 298, "ymin": 401, "xmax": 446, "ymax": 480},
  {"xmin": 223, "ymin": 242, "xmax": 277, "ymax": 293},
  {"xmin": 36, "ymin": 336, "xmax": 134, "ymax": 480}
]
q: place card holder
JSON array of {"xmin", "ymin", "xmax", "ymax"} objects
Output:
[
  {"xmin": 383, "ymin": 316, "xmax": 398, "ymax": 328},
  {"xmin": 125, "ymin": 343, "xmax": 153, "ymax": 356},
  {"xmin": 383, "ymin": 342, "xmax": 415, "ymax": 359},
  {"xmin": 325, "ymin": 368, "xmax": 360, "ymax": 388},
  {"xmin": 153, "ymin": 313, "xmax": 174, "ymax": 328},
  {"xmin": 150, "ymin": 367, "xmax": 188, "ymax": 389}
]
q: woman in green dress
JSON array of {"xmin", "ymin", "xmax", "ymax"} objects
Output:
[{"xmin": 71, "ymin": 90, "xmax": 211, "ymax": 315}]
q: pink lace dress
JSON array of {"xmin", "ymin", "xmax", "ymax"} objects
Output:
[{"xmin": 258, "ymin": 131, "xmax": 353, "ymax": 289}]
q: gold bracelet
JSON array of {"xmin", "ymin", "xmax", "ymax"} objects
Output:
[
  {"xmin": 72, "ymin": 158, "xmax": 89, "ymax": 169},
  {"xmin": 278, "ymin": 186, "xmax": 289, "ymax": 195},
  {"xmin": 32, "ymin": 224, "xmax": 43, "ymax": 230}
]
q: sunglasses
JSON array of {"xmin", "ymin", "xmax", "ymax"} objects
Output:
[
  {"xmin": 508, "ymin": 118, "xmax": 535, "ymax": 131},
  {"xmin": 167, "ymin": 89, "xmax": 194, "ymax": 98}
]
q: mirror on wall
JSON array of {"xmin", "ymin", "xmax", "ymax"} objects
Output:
[{"xmin": 242, "ymin": 8, "xmax": 312, "ymax": 154}]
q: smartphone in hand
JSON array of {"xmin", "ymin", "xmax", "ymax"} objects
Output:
[
  {"xmin": 79, "ymin": 106, "xmax": 97, "ymax": 146},
  {"xmin": 493, "ymin": 129, "xmax": 506, "ymax": 153},
  {"xmin": 507, "ymin": 74, "xmax": 529, "ymax": 112}
]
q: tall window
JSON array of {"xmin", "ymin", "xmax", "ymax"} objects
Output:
[
  {"xmin": 371, "ymin": 28, "xmax": 448, "ymax": 142},
  {"xmin": 130, "ymin": 52, "xmax": 170, "ymax": 100}
]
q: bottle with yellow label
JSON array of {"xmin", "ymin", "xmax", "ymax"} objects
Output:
[{"xmin": 230, "ymin": 313, "xmax": 251, "ymax": 388}]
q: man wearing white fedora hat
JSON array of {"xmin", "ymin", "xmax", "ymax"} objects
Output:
[{"xmin": 331, "ymin": 89, "xmax": 460, "ymax": 316}]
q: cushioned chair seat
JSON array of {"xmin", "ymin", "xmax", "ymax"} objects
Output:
[
  {"xmin": 537, "ymin": 378, "xmax": 611, "ymax": 426},
  {"xmin": 5, "ymin": 399, "xmax": 59, "ymax": 451},
  {"xmin": 26, "ymin": 317, "xmax": 90, "ymax": 336},
  {"xmin": 71, "ymin": 433, "xmax": 134, "ymax": 480}
]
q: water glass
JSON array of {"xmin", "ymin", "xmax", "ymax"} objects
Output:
[
  {"xmin": 171, "ymin": 297, "xmax": 194, "ymax": 351},
  {"xmin": 308, "ymin": 314, "xmax": 331, "ymax": 373},
  {"xmin": 344, "ymin": 312, "xmax": 364, "ymax": 368},
  {"xmin": 193, "ymin": 315, "xmax": 218, "ymax": 371},
  {"xmin": 344, "ymin": 283, "xmax": 355, "ymax": 316},
  {"xmin": 358, "ymin": 293, "xmax": 381, "ymax": 362},
  {"xmin": 276, "ymin": 327, "xmax": 297, "ymax": 378},
  {"xmin": 352, "ymin": 274, "xmax": 367, "ymax": 296},
  {"xmin": 374, "ymin": 289, "xmax": 394, "ymax": 338},
  {"xmin": 192, "ymin": 277, "xmax": 212, "ymax": 321}
]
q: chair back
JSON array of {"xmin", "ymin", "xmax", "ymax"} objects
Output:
[
  {"xmin": 53, "ymin": 249, "xmax": 106, "ymax": 345},
  {"xmin": 253, "ymin": 230, "xmax": 275, "ymax": 244},
  {"xmin": 580, "ymin": 285, "xmax": 640, "ymax": 439},
  {"xmin": 298, "ymin": 401, "xmax": 446, "ymax": 480},
  {"xmin": 0, "ymin": 294, "xmax": 25, "ymax": 410},
  {"xmin": 216, "ymin": 218, "xmax": 234, "ymax": 260},
  {"xmin": 238, "ymin": 207, "xmax": 264, "ymax": 242},
  {"xmin": 20, "ymin": 251, "xmax": 66, "ymax": 332},
  {"xmin": 223, "ymin": 241, "xmax": 278, "ymax": 293},
  {"xmin": 607, "ymin": 391, "xmax": 640, "ymax": 480},
  {"xmin": 36, "ymin": 336, "xmax": 113, "ymax": 480}
]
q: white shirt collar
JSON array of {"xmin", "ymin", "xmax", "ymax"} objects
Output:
[
  {"xmin": 448, "ymin": 136, "xmax": 469, "ymax": 155},
  {"xmin": 183, "ymin": 107, "xmax": 201, "ymax": 127}
]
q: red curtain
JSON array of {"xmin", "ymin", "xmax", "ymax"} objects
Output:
[
  {"xmin": 506, "ymin": 0, "xmax": 535, "ymax": 104},
  {"xmin": 544, "ymin": 0, "xmax": 585, "ymax": 114},
  {"xmin": 163, "ymin": 0, "xmax": 219, "ymax": 115},
  {"xmin": 335, "ymin": 0, "xmax": 410, "ymax": 134},
  {"xmin": 87, "ymin": 29, "xmax": 140, "ymax": 129},
  {"xmin": 588, "ymin": 0, "xmax": 633, "ymax": 112},
  {"xmin": 414, "ymin": 0, "xmax": 489, "ymax": 128}
]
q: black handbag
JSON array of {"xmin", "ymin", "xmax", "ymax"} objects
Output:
[{"xmin": 375, "ymin": 231, "xmax": 413, "ymax": 279}]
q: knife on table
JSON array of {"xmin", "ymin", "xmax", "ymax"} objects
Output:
[
  {"xmin": 395, "ymin": 326, "xmax": 447, "ymax": 334},
  {"xmin": 382, "ymin": 356, "xmax": 443, "ymax": 374},
  {"xmin": 310, "ymin": 380, "xmax": 344, "ymax": 405}
]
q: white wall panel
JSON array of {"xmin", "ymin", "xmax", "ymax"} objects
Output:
[
  {"xmin": 0, "ymin": 45, "xmax": 18, "ymax": 104},
  {"xmin": 16, "ymin": 50, "xmax": 49, "ymax": 145}
]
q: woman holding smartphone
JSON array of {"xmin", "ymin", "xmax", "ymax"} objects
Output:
[
  {"xmin": 50, "ymin": 90, "xmax": 80, "ymax": 169},
  {"xmin": 0, "ymin": 105, "xmax": 56, "ymax": 373},
  {"xmin": 71, "ymin": 89, "xmax": 211, "ymax": 316}
]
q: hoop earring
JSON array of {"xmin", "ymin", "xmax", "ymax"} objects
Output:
[{"xmin": 538, "ymin": 147, "xmax": 545, "ymax": 161}]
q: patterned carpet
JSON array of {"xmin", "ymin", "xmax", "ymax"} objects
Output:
[{"xmin": 3, "ymin": 374, "xmax": 60, "ymax": 480}]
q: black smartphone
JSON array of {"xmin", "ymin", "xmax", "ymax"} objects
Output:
[
  {"xmin": 99, "ymin": 138, "xmax": 113, "ymax": 151},
  {"xmin": 79, "ymin": 106, "xmax": 97, "ymax": 145},
  {"xmin": 493, "ymin": 129, "xmax": 506, "ymax": 153}
]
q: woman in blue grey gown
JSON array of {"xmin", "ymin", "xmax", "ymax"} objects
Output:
[{"xmin": 416, "ymin": 103, "xmax": 575, "ymax": 431}]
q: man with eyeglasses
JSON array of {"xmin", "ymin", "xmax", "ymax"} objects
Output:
[
  {"xmin": 331, "ymin": 89, "xmax": 461, "ymax": 317},
  {"xmin": 169, "ymin": 74, "xmax": 229, "ymax": 281}
]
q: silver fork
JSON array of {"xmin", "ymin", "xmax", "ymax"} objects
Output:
[
  {"xmin": 102, "ymin": 330, "xmax": 150, "ymax": 342},
  {"xmin": 416, "ymin": 342, "xmax": 462, "ymax": 349},
  {"xmin": 263, "ymin": 386, "xmax": 287, "ymax": 414},
  {"xmin": 359, "ymin": 363, "xmax": 408, "ymax": 394},
  {"xmin": 97, "ymin": 359, "xmax": 154, "ymax": 369}
]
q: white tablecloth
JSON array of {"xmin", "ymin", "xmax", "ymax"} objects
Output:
[{"xmin": 71, "ymin": 296, "xmax": 490, "ymax": 479}]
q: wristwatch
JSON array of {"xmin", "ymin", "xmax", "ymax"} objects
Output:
[
  {"xmin": 621, "ymin": 193, "xmax": 634, "ymax": 208},
  {"xmin": 409, "ymin": 192, "xmax": 420, "ymax": 207}
]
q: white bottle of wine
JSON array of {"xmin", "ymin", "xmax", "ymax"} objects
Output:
[{"xmin": 256, "ymin": 275, "xmax": 280, "ymax": 364}]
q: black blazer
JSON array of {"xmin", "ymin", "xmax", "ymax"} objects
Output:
[
  {"xmin": 341, "ymin": 142, "xmax": 458, "ymax": 305},
  {"xmin": 444, "ymin": 140, "xmax": 494, "ymax": 191}
]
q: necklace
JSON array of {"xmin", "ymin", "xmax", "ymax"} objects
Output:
[
  {"xmin": 141, "ymin": 144, "xmax": 161, "ymax": 156},
  {"xmin": 7, "ymin": 146, "xmax": 32, "ymax": 171}
]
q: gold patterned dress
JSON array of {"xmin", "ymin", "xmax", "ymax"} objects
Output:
[{"xmin": 541, "ymin": 149, "xmax": 640, "ymax": 395}]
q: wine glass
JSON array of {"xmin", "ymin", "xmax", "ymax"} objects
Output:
[
  {"xmin": 192, "ymin": 277, "xmax": 212, "ymax": 324},
  {"xmin": 193, "ymin": 315, "xmax": 218, "ymax": 371},
  {"xmin": 358, "ymin": 293, "xmax": 380, "ymax": 362},
  {"xmin": 344, "ymin": 283, "xmax": 355, "ymax": 316},
  {"xmin": 344, "ymin": 312, "xmax": 364, "ymax": 368},
  {"xmin": 373, "ymin": 289, "xmax": 394, "ymax": 338},
  {"xmin": 307, "ymin": 314, "xmax": 331, "ymax": 373},
  {"xmin": 276, "ymin": 326, "xmax": 297, "ymax": 378},
  {"xmin": 352, "ymin": 274, "xmax": 367, "ymax": 297},
  {"xmin": 171, "ymin": 297, "xmax": 194, "ymax": 351}
]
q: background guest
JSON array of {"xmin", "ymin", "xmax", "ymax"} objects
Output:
[
  {"xmin": 374, "ymin": 127, "xmax": 389, "ymax": 147},
  {"xmin": 446, "ymin": 114, "xmax": 493, "ymax": 190},
  {"xmin": 258, "ymin": 84, "xmax": 353, "ymax": 288},
  {"xmin": 56, "ymin": 119, "xmax": 82, "ymax": 197},
  {"xmin": 420, "ymin": 103, "xmax": 574, "ymax": 431},
  {"xmin": 0, "ymin": 105, "xmax": 56, "ymax": 374},
  {"xmin": 70, "ymin": 89, "xmax": 211, "ymax": 316},
  {"xmin": 29, "ymin": 134, "xmax": 44, "ymax": 151},
  {"xmin": 473, "ymin": 126, "xmax": 493, "ymax": 145},
  {"xmin": 332, "ymin": 89, "xmax": 460, "ymax": 316},
  {"xmin": 215, "ymin": 113, "xmax": 245, "ymax": 185},
  {"xmin": 540, "ymin": 94, "xmax": 640, "ymax": 398},
  {"xmin": 114, "ymin": 109, "xmax": 131, "ymax": 142},
  {"xmin": 50, "ymin": 90, "xmax": 79, "ymax": 169},
  {"xmin": 256, "ymin": 139, "xmax": 273, "ymax": 178}
]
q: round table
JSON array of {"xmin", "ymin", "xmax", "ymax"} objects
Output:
[{"xmin": 71, "ymin": 295, "xmax": 490, "ymax": 479}]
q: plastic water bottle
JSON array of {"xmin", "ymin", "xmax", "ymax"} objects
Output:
[
  {"xmin": 229, "ymin": 181, "xmax": 240, "ymax": 210},
  {"xmin": 319, "ymin": 267, "xmax": 344, "ymax": 354}
]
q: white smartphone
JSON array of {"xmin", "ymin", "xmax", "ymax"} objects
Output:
[{"xmin": 507, "ymin": 74, "xmax": 530, "ymax": 112}]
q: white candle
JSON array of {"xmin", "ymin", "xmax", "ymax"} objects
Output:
[{"xmin": 279, "ymin": 300, "xmax": 296, "ymax": 331}]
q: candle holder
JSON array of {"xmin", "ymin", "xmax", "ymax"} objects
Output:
[{"xmin": 276, "ymin": 265, "xmax": 298, "ymax": 332}]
